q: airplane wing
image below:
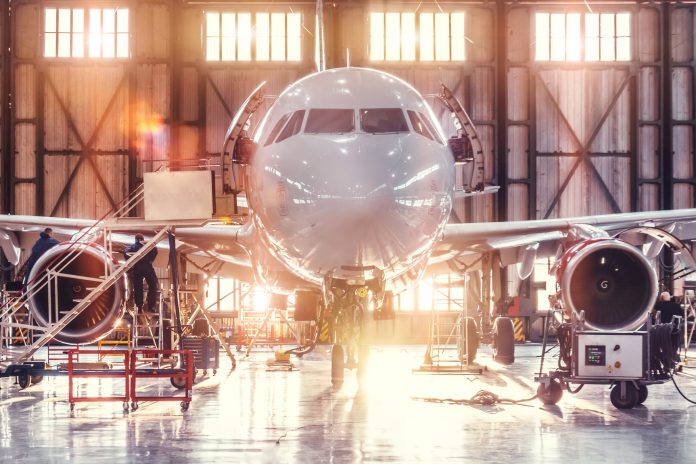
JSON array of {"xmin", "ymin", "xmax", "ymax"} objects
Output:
[
  {"xmin": 0, "ymin": 215, "xmax": 255, "ymax": 281},
  {"xmin": 437, "ymin": 208, "xmax": 696, "ymax": 274}
]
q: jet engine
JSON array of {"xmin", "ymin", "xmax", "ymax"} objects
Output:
[
  {"xmin": 556, "ymin": 238, "xmax": 657, "ymax": 331},
  {"xmin": 26, "ymin": 242, "xmax": 125, "ymax": 344}
]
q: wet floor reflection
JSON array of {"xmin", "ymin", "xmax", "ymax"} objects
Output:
[{"xmin": 1, "ymin": 345, "xmax": 696, "ymax": 463}]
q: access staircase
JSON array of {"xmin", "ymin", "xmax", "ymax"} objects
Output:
[{"xmin": 0, "ymin": 184, "xmax": 172, "ymax": 368}]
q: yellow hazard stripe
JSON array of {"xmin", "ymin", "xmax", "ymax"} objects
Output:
[
  {"xmin": 318, "ymin": 319, "xmax": 331, "ymax": 344},
  {"xmin": 511, "ymin": 317, "xmax": 526, "ymax": 342}
]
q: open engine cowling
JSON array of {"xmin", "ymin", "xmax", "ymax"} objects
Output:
[
  {"xmin": 556, "ymin": 238, "xmax": 657, "ymax": 331},
  {"xmin": 26, "ymin": 242, "xmax": 125, "ymax": 344}
]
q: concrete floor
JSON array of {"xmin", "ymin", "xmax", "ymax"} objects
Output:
[{"xmin": 1, "ymin": 344, "xmax": 696, "ymax": 463}]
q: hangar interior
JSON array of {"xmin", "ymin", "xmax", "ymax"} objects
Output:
[
  {"xmin": 4, "ymin": 0, "xmax": 696, "ymax": 312},
  {"xmin": 0, "ymin": 1, "xmax": 696, "ymax": 462}
]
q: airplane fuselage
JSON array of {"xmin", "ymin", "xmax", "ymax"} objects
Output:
[{"xmin": 244, "ymin": 68, "xmax": 455, "ymax": 291}]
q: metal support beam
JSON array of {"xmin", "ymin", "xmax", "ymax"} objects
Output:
[{"xmin": 661, "ymin": 2, "xmax": 673, "ymax": 210}]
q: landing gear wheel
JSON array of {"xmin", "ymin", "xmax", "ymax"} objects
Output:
[
  {"xmin": 537, "ymin": 379, "xmax": 563, "ymax": 405},
  {"xmin": 180, "ymin": 401, "xmax": 190, "ymax": 412},
  {"xmin": 31, "ymin": 375, "xmax": 44, "ymax": 385},
  {"xmin": 610, "ymin": 383, "xmax": 638, "ymax": 409},
  {"xmin": 331, "ymin": 344, "xmax": 344, "ymax": 385},
  {"xmin": 123, "ymin": 402, "xmax": 129, "ymax": 412},
  {"xmin": 637, "ymin": 385, "xmax": 648, "ymax": 405},
  {"xmin": 130, "ymin": 402, "xmax": 139, "ymax": 411},
  {"xmin": 492, "ymin": 317, "xmax": 515, "ymax": 364},
  {"xmin": 17, "ymin": 374, "xmax": 31, "ymax": 390},
  {"xmin": 213, "ymin": 369, "xmax": 217, "ymax": 376},
  {"xmin": 357, "ymin": 345, "xmax": 370, "ymax": 380},
  {"xmin": 70, "ymin": 403, "xmax": 75, "ymax": 412}
]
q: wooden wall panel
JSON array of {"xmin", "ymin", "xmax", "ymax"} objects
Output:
[
  {"xmin": 637, "ymin": 7, "xmax": 660, "ymax": 63},
  {"xmin": 507, "ymin": 8, "xmax": 529, "ymax": 64},
  {"xmin": 639, "ymin": 185, "xmax": 659, "ymax": 211},
  {"xmin": 638, "ymin": 67, "xmax": 659, "ymax": 121},
  {"xmin": 507, "ymin": 68, "xmax": 528, "ymax": 122},
  {"xmin": 43, "ymin": 155, "xmax": 70, "ymax": 217},
  {"xmin": 14, "ymin": 124, "xmax": 35, "ymax": 179},
  {"xmin": 674, "ymin": 184, "xmax": 694, "ymax": 209},
  {"xmin": 468, "ymin": 8, "xmax": 494, "ymax": 63},
  {"xmin": 13, "ymin": 183, "xmax": 35, "ymax": 215},
  {"xmin": 672, "ymin": 126, "xmax": 694, "ymax": 180},
  {"xmin": 136, "ymin": 64, "xmax": 171, "ymax": 173},
  {"xmin": 671, "ymin": 8, "xmax": 694, "ymax": 62},
  {"xmin": 507, "ymin": 184, "xmax": 528, "ymax": 221},
  {"xmin": 508, "ymin": 126, "xmax": 528, "ymax": 180},
  {"xmin": 672, "ymin": 68, "xmax": 693, "ymax": 121},
  {"xmin": 638, "ymin": 126, "xmax": 659, "ymax": 180},
  {"xmin": 136, "ymin": 3, "xmax": 171, "ymax": 60},
  {"xmin": 14, "ymin": 3, "xmax": 37, "ymax": 60}
]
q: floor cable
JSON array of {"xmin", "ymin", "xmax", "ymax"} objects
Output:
[{"xmin": 413, "ymin": 390, "xmax": 538, "ymax": 406}]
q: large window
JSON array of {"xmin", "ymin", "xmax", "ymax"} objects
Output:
[
  {"xmin": 205, "ymin": 11, "xmax": 302, "ymax": 62},
  {"xmin": 535, "ymin": 12, "xmax": 631, "ymax": 62},
  {"xmin": 370, "ymin": 12, "xmax": 466, "ymax": 62},
  {"xmin": 44, "ymin": 7, "xmax": 129, "ymax": 59}
]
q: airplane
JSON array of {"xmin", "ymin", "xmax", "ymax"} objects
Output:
[{"xmin": 2, "ymin": 66, "xmax": 696, "ymax": 385}]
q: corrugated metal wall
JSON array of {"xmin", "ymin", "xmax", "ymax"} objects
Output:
[{"xmin": 1, "ymin": 1, "xmax": 694, "ymax": 222}]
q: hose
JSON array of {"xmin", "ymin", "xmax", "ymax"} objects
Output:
[{"xmin": 413, "ymin": 390, "xmax": 538, "ymax": 406}]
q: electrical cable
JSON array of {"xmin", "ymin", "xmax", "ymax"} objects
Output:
[
  {"xmin": 413, "ymin": 390, "xmax": 538, "ymax": 406},
  {"xmin": 671, "ymin": 372, "xmax": 696, "ymax": 405}
]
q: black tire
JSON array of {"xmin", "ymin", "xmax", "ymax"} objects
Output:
[
  {"xmin": 331, "ymin": 344, "xmax": 344, "ymax": 385},
  {"xmin": 610, "ymin": 383, "xmax": 638, "ymax": 409},
  {"xmin": 637, "ymin": 385, "xmax": 648, "ymax": 405},
  {"xmin": 171, "ymin": 376, "xmax": 187, "ymax": 389},
  {"xmin": 180, "ymin": 401, "xmax": 190, "ymax": 412},
  {"xmin": 459, "ymin": 317, "xmax": 479, "ymax": 363},
  {"xmin": 357, "ymin": 345, "xmax": 370, "ymax": 379},
  {"xmin": 17, "ymin": 374, "xmax": 31, "ymax": 390},
  {"xmin": 492, "ymin": 317, "xmax": 515, "ymax": 364},
  {"xmin": 537, "ymin": 380, "xmax": 563, "ymax": 405},
  {"xmin": 31, "ymin": 375, "xmax": 44, "ymax": 385},
  {"xmin": 131, "ymin": 402, "xmax": 139, "ymax": 411}
]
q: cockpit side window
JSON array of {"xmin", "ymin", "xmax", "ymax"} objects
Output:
[
  {"xmin": 275, "ymin": 110, "xmax": 305, "ymax": 143},
  {"xmin": 418, "ymin": 112, "xmax": 444, "ymax": 145},
  {"xmin": 407, "ymin": 110, "xmax": 435, "ymax": 142},
  {"xmin": 305, "ymin": 109, "xmax": 355, "ymax": 133},
  {"xmin": 263, "ymin": 113, "xmax": 291, "ymax": 146},
  {"xmin": 360, "ymin": 108, "xmax": 409, "ymax": 134}
]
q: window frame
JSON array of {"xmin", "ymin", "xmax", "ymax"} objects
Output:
[
  {"xmin": 204, "ymin": 10, "xmax": 305, "ymax": 64},
  {"xmin": 42, "ymin": 5, "xmax": 131, "ymax": 60},
  {"xmin": 533, "ymin": 9, "xmax": 633, "ymax": 63},
  {"xmin": 368, "ymin": 9, "xmax": 467, "ymax": 63}
]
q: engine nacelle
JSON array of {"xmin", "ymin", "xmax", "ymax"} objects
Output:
[
  {"xmin": 26, "ymin": 242, "xmax": 125, "ymax": 344},
  {"xmin": 556, "ymin": 238, "xmax": 657, "ymax": 331}
]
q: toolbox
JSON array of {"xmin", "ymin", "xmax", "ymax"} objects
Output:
[{"xmin": 181, "ymin": 336, "xmax": 220, "ymax": 373}]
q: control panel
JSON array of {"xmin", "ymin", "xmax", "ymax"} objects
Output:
[{"xmin": 574, "ymin": 332, "xmax": 645, "ymax": 379}]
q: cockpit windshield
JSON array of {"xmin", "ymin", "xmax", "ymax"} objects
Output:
[
  {"xmin": 360, "ymin": 108, "xmax": 409, "ymax": 134},
  {"xmin": 305, "ymin": 109, "xmax": 355, "ymax": 133}
]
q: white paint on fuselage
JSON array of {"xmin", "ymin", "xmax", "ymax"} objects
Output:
[{"xmin": 247, "ymin": 68, "xmax": 454, "ymax": 288}]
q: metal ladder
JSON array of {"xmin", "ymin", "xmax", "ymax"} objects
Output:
[
  {"xmin": 0, "ymin": 226, "xmax": 170, "ymax": 365},
  {"xmin": 0, "ymin": 183, "xmax": 164, "ymax": 365},
  {"xmin": 422, "ymin": 275, "xmax": 477, "ymax": 368}
]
